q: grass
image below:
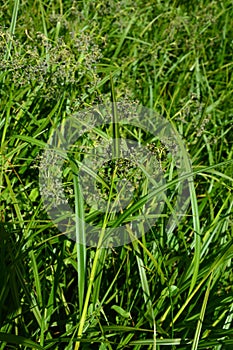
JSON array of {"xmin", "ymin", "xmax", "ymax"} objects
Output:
[{"xmin": 0, "ymin": 0, "xmax": 233, "ymax": 349}]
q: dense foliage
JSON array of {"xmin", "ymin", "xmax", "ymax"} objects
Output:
[{"xmin": 0, "ymin": 0, "xmax": 232, "ymax": 349}]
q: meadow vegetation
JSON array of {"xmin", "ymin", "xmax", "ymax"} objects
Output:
[{"xmin": 0, "ymin": 0, "xmax": 232, "ymax": 349}]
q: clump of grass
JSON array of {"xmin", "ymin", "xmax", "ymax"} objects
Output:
[{"xmin": 0, "ymin": 0, "xmax": 233, "ymax": 350}]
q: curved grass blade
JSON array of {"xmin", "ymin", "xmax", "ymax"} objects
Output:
[{"xmin": 0, "ymin": 332, "xmax": 43, "ymax": 349}]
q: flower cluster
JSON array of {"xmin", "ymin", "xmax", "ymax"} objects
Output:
[
  {"xmin": 0, "ymin": 28, "xmax": 103, "ymax": 100},
  {"xmin": 71, "ymin": 31, "xmax": 103, "ymax": 72},
  {"xmin": 196, "ymin": 115, "xmax": 211, "ymax": 137},
  {"xmin": 39, "ymin": 149, "xmax": 68, "ymax": 208}
]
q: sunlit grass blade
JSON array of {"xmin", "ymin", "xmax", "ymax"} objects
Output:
[
  {"xmin": 171, "ymin": 240, "xmax": 233, "ymax": 326},
  {"xmin": 191, "ymin": 273, "xmax": 212, "ymax": 350},
  {"xmin": 70, "ymin": 159, "xmax": 86, "ymax": 313},
  {"xmin": 4, "ymin": 0, "xmax": 20, "ymax": 60},
  {"xmin": 110, "ymin": 75, "xmax": 120, "ymax": 159}
]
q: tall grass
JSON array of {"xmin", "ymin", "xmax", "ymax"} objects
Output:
[{"xmin": 0, "ymin": 0, "xmax": 232, "ymax": 349}]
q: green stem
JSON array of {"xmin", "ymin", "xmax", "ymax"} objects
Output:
[
  {"xmin": 5, "ymin": 0, "xmax": 20, "ymax": 60},
  {"xmin": 74, "ymin": 166, "xmax": 118, "ymax": 349}
]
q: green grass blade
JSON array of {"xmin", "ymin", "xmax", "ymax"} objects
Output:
[
  {"xmin": 4, "ymin": 0, "xmax": 20, "ymax": 60},
  {"xmin": 0, "ymin": 332, "xmax": 43, "ymax": 349},
  {"xmin": 191, "ymin": 274, "xmax": 212, "ymax": 350},
  {"xmin": 70, "ymin": 159, "xmax": 86, "ymax": 313},
  {"xmin": 110, "ymin": 75, "xmax": 120, "ymax": 159}
]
